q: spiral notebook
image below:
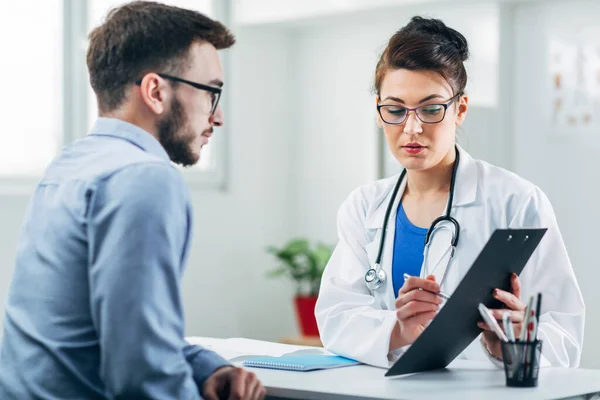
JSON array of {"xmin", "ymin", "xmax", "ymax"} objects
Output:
[{"xmin": 243, "ymin": 354, "xmax": 359, "ymax": 372}]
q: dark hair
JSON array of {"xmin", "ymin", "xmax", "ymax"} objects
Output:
[
  {"xmin": 374, "ymin": 16, "xmax": 469, "ymax": 96},
  {"xmin": 87, "ymin": 1, "xmax": 235, "ymax": 114}
]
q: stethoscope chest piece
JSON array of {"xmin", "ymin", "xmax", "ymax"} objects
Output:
[{"xmin": 365, "ymin": 265, "xmax": 387, "ymax": 291}]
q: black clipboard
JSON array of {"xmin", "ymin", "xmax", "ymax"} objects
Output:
[{"xmin": 385, "ymin": 228, "xmax": 547, "ymax": 377}]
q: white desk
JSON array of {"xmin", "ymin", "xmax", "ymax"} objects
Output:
[
  {"xmin": 241, "ymin": 360, "xmax": 600, "ymax": 400},
  {"xmin": 186, "ymin": 337, "xmax": 600, "ymax": 400}
]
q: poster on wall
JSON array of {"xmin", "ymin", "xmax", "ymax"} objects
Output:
[{"xmin": 548, "ymin": 32, "xmax": 600, "ymax": 135}]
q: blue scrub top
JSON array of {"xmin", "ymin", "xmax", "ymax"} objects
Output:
[{"xmin": 392, "ymin": 203, "xmax": 427, "ymax": 297}]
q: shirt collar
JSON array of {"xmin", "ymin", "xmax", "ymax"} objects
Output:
[{"xmin": 88, "ymin": 117, "xmax": 170, "ymax": 162}]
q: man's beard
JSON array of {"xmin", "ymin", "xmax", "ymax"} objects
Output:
[{"xmin": 157, "ymin": 96, "xmax": 198, "ymax": 167}]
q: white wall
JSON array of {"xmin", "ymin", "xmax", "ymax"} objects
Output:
[
  {"xmin": 233, "ymin": 0, "xmax": 549, "ymax": 26},
  {"xmin": 234, "ymin": 0, "xmax": 449, "ymax": 25},
  {"xmin": 513, "ymin": 0, "xmax": 600, "ymax": 368}
]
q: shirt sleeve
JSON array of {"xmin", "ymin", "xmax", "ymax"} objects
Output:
[{"xmin": 86, "ymin": 162, "xmax": 229, "ymax": 399}]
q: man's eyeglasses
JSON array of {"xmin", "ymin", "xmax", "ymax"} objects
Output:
[
  {"xmin": 135, "ymin": 73, "xmax": 222, "ymax": 115},
  {"xmin": 377, "ymin": 92, "xmax": 463, "ymax": 125}
]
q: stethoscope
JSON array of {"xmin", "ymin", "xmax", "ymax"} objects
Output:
[{"xmin": 364, "ymin": 146, "xmax": 461, "ymax": 292}]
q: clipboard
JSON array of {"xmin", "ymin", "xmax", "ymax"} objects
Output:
[{"xmin": 385, "ymin": 228, "xmax": 547, "ymax": 377}]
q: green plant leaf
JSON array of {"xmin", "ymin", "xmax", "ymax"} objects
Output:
[
  {"xmin": 314, "ymin": 243, "xmax": 333, "ymax": 265},
  {"xmin": 306, "ymin": 252, "xmax": 319, "ymax": 279},
  {"xmin": 265, "ymin": 245, "xmax": 281, "ymax": 255},
  {"xmin": 266, "ymin": 267, "xmax": 288, "ymax": 278},
  {"xmin": 283, "ymin": 239, "xmax": 310, "ymax": 254}
]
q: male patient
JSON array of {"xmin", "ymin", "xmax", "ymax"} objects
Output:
[{"xmin": 0, "ymin": 2, "xmax": 265, "ymax": 399}]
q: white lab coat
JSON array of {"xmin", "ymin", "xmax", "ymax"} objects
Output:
[{"xmin": 315, "ymin": 146, "xmax": 585, "ymax": 369}]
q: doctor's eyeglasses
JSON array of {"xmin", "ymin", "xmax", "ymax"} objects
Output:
[
  {"xmin": 377, "ymin": 92, "xmax": 463, "ymax": 125},
  {"xmin": 135, "ymin": 73, "xmax": 222, "ymax": 115}
]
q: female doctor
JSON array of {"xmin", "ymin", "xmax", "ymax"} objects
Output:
[{"xmin": 314, "ymin": 16, "xmax": 585, "ymax": 369}]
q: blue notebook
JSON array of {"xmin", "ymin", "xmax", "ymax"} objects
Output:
[{"xmin": 243, "ymin": 355, "xmax": 360, "ymax": 372}]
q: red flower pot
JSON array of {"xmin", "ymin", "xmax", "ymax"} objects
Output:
[{"xmin": 293, "ymin": 295, "xmax": 319, "ymax": 337}]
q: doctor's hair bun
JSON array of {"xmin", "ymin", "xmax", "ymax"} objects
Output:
[
  {"xmin": 406, "ymin": 16, "xmax": 469, "ymax": 62},
  {"xmin": 374, "ymin": 16, "xmax": 469, "ymax": 96}
]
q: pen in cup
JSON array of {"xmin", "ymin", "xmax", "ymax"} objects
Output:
[
  {"xmin": 520, "ymin": 296, "xmax": 534, "ymax": 342},
  {"xmin": 533, "ymin": 293, "xmax": 542, "ymax": 339},
  {"xmin": 403, "ymin": 273, "xmax": 450, "ymax": 300},
  {"xmin": 478, "ymin": 303, "xmax": 509, "ymax": 342},
  {"xmin": 502, "ymin": 312, "xmax": 516, "ymax": 342}
]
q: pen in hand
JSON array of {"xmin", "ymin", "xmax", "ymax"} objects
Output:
[{"xmin": 403, "ymin": 273, "xmax": 450, "ymax": 300}]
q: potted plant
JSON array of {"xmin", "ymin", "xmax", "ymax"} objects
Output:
[{"xmin": 266, "ymin": 239, "xmax": 334, "ymax": 337}]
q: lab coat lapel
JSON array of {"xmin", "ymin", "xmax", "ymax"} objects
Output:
[{"xmin": 453, "ymin": 145, "xmax": 478, "ymax": 207}]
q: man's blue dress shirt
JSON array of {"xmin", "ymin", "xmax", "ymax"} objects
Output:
[{"xmin": 0, "ymin": 118, "xmax": 229, "ymax": 399}]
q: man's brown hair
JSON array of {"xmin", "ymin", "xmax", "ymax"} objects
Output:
[{"xmin": 87, "ymin": 1, "xmax": 235, "ymax": 114}]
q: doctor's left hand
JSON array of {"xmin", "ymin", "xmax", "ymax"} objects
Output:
[{"xmin": 478, "ymin": 273, "xmax": 526, "ymax": 360}]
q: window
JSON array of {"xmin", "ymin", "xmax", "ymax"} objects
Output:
[
  {"xmin": 87, "ymin": 0, "xmax": 220, "ymax": 178},
  {"xmin": 0, "ymin": 1, "xmax": 63, "ymax": 177}
]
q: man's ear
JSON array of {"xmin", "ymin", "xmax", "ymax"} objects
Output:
[{"xmin": 137, "ymin": 73, "xmax": 171, "ymax": 116}]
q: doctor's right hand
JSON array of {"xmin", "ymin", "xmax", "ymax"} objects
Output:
[{"xmin": 391, "ymin": 275, "xmax": 442, "ymax": 350}]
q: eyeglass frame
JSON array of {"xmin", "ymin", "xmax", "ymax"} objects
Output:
[
  {"xmin": 376, "ymin": 92, "xmax": 464, "ymax": 125},
  {"xmin": 135, "ymin": 73, "xmax": 222, "ymax": 115}
]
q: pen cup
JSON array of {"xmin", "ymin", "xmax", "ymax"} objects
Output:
[{"xmin": 500, "ymin": 340, "xmax": 543, "ymax": 388}]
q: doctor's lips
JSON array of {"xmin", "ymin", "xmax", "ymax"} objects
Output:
[{"xmin": 402, "ymin": 142, "xmax": 426, "ymax": 155}]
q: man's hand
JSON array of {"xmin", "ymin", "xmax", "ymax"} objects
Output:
[
  {"xmin": 479, "ymin": 273, "xmax": 526, "ymax": 360},
  {"xmin": 202, "ymin": 366, "xmax": 266, "ymax": 400}
]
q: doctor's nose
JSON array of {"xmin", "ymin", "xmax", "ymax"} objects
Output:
[{"xmin": 403, "ymin": 112, "xmax": 423, "ymax": 136}]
